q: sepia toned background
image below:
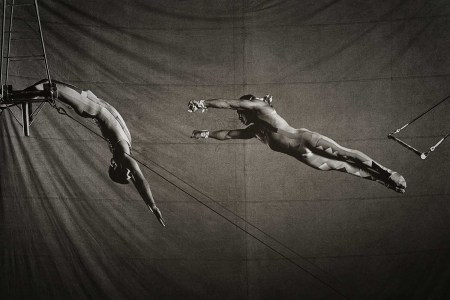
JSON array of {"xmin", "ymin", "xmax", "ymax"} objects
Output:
[{"xmin": 1, "ymin": 0, "xmax": 449, "ymax": 299}]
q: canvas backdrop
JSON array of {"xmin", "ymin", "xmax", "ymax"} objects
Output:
[{"xmin": 1, "ymin": 1, "xmax": 450, "ymax": 299}]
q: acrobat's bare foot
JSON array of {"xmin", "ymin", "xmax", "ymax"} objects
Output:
[{"xmin": 386, "ymin": 172, "xmax": 406, "ymax": 193}]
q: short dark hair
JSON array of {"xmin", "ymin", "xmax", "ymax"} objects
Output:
[
  {"xmin": 108, "ymin": 159, "xmax": 131, "ymax": 184},
  {"xmin": 239, "ymin": 94, "xmax": 255, "ymax": 100}
]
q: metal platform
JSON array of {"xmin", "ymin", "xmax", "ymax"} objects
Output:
[{"xmin": 0, "ymin": 0, "xmax": 55, "ymax": 136}]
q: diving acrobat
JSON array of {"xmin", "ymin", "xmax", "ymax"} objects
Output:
[
  {"xmin": 26, "ymin": 79, "xmax": 165, "ymax": 226},
  {"xmin": 188, "ymin": 95, "xmax": 406, "ymax": 193}
]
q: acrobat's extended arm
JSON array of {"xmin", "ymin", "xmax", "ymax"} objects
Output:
[
  {"xmin": 121, "ymin": 153, "xmax": 166, "ymax": 226},
  {"xmin": 188, "ymin": 98, "xmax": 264, "ymax": 112},
  {"xmin": 191, "ymin": 126, "xmax": 255, "ymax": 140}
]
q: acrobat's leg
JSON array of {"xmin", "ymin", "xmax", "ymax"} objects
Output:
[
  {"xmin": 302, "ymin": 151, "xmax": 405, "ymax": 193},
  {"xmin": 303, "ymin": 132, "xmax": 406, "ymax": 192},
  {"xmin": 303, "ymin": 151, "xmax": 373, "ymax": 177}
]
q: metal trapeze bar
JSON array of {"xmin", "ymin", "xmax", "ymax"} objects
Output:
[
  {"xmin": 387, "ymin": 134, "xmax": 422, "ymax": 157},
  {"xmin": 388, "ymin": 94, "xmax": 450, "ymax": 159},
  {"xmin": 0, "ymin": 83, "xmax": 56, "ymax": 104},
  {"xmin": 388, "ymin": 132, "xmax": 449, "ymax": 160},
  {"xmin": 0, "ymin": 83, "xmax": 57, "ymax": 136},
  {"xmin": 1, "ymin": 91, "xmax": 52, "ymax": 102}
]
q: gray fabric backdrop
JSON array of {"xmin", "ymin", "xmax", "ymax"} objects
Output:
[{"xmin": 1, "ymin": 0, "xmax": 449, "ymax": 299}]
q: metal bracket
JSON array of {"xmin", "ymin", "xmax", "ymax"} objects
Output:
[{"xmin": 0, "ymin": 83, "xmax": 57, "ymax": 136}]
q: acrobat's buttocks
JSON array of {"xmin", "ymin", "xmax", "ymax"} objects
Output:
[{"xmin": 189, "ymin": 94, "xmax": 406, "ymax": 193}]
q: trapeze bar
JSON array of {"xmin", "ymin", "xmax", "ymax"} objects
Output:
[
  {"xmin": 387, "ymin": 133, "xmax": 449, "ymax": 160},
  {"xmin": 1, "ymin": 90, "xmax": 52, "ymax": 103},
  {"xmin": 388, "ymin": 94, "xmax": 450, "ymax": 159},
  {"xmin": 387, "ymin": 134, "xmax": 423, "ymax": 157},
  {"xmin": 0, "ymin": 83, "xmax": 56, "ymax": 104}
]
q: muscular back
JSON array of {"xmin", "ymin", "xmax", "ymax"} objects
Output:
[
  {"xmin": 256, "ymin": 109, "xmax": 295, "ymax": 133},
  {"xmin": 32, "ymin": 80, "xmax": 132, "ymax": 147},
  {"xmin": 253, "ymin": 108, "xmax": 310, "ymax": 156}
]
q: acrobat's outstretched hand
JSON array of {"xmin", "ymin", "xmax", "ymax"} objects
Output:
[
  {"xmin": 188, "ymin": 100, "xmax": 207, "ymax": 112},
  {"xmin": 148, "ymin": 205, "xmax": 166, "ymax": 227},
  {"xmin": 191, "ymin": 130, "xmax": 209, "ymax": 139}
]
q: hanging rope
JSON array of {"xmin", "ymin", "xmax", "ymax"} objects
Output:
[
  {"xmin": 6, "ymin": 106, "xmax": 22, "ymax": 127},
  {"xmin": 29, "ymin": 103, "xmax": 44, "ymax": 125},
  {"xmin": 48, "ymin": 100, "xmax": 349, "ymax": 300},
  {"xmin": 388, "ymin": 94, "xmax": 450, "ymax": 159}
]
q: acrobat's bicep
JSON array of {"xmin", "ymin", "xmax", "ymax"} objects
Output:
[
  {"xmin": 227, "ymin": 126, "xmax": 256, "ymax": 139},
  {"xmin": 228, "ymin": 99, "xmax": 258, "ymax": 110},
  {"xmin": 209, "ymin": 126, "xmax": 256, "ymax": 140}
]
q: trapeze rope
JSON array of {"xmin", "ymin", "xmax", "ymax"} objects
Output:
[
  {"xmin": 391, "ymin": 95, "xmax": 450, "ymax": 134},
  {"xmin": 49, "ymin": 102, "xmax": 349, "ymax": 300},
  {"xmin": 6, "ymin": 106, "xmax": 22, "ymax": 127},
  {"xmin": 388, "ymin": 94, "xmax": 450, "ymax": 159},
  {"xmin": 29, "ymin": 102, "xmax": 46, "ymax": 125}
]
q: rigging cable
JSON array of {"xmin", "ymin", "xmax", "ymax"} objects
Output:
[{"xmin": 388, "ymin": 94, "xmax": 450, "ymax": 159}]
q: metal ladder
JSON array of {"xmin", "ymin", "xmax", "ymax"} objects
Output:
[{"xmin": 0, "ymin": 0, "xmax": 54, "ymax": 136}]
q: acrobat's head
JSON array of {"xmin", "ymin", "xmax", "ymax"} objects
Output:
[
  {"xmin": 237, "ymin": 94, "xmax": 273, "ymax": 125},
  {"xmin": 236, "ymin": 110, "xmax": 252, "ymax": 125},
  {"xmin": 237, "ymin": 95, "xmax": 256, "ymax": 125},
  {"xmin": 108, "ymin": 158, "xmax": 131, "ymax": 184},
  {"xmin": 240, "ymin": 94, "xmax": 256, "ymax": 101}
]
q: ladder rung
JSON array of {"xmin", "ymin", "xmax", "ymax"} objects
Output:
[
  {"xmin": 5, "ymin": 55, "xmax": 45, "ymax": 58},
  {"xmin": 6, "ymin": 3, "xmax": 34, "ymax": 7},
  {"xmin": 4, "ymin": 30, "xmax": 36, "ymax": 33},
  {"xmin": 11, "ymin": 37, "xmax": 40, "ymax": 40},
  {"xmin": 9, "ymin": 58, "xmax": 45, "ymax": 62},
  {"xmin": 6, "ymin": 56, "xmax": 45, "ymax": 62}
]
